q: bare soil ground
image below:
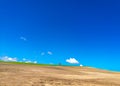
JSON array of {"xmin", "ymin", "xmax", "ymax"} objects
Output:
[{"xmin": 0, "ymin": 62, "xmax": 120, "ymax": 86}]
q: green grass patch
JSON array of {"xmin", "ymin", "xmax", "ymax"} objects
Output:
[
  {"xmin": 0, "ymin": 60, "xmax": 79, "ymax": 67},
  {"xmin": 0, "ymin": 61, "xmax": 56, "ymax": 66}
]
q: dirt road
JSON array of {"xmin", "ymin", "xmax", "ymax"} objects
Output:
[{"xmin": 0, "ymin": 62, "xmax": 120, "ymax": 86}]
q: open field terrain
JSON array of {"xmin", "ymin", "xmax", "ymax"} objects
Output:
[{"xmin": 0, "ymin": 62, "xmax": 120, "ymax": 86}]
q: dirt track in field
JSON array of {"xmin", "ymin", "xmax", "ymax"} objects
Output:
[{"xmin": 0, "ymin": 62, "xmax": 120, "ymax": 86}]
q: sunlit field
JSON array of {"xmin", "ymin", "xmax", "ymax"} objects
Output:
[{"xmin": 0, "ymin": 61, "xmax": 120, "ymax": 86}]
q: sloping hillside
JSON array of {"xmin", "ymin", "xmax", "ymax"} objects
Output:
[{"xmin": 0, "ymin": 62, "xmax": 120, "ymax": 86}]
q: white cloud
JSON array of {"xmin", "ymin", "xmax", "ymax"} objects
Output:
[
  {"xmin": 20, "ymin": 36, "xmax": 27, "ymax": 41},
  {"xmin": 48, "ymin": 51, "xmax": 52, "ymax": 55},
  {"xmin": 80, "ymin": 64, "xmax": 83, "ymax": 67},
  {"xmin": 25, "ymin": 60, "xmax": 31, "ymax": 63},
  {"xmin": 41, "ymin": 52, "xmax": 45, "ymax": 56},
  {"xmin": 25, "ymin": 60, "xmax": 37, "ymax": 64},
  {"xmin": 33, "ymin": 61, "xmax": 37, "ymax": 64},
  {"xmin": 22, "ymin": 58, "xmax": 26, "ymax": 61},
  {"xmin": 0, "ymin": 56, "xmax": 17, "ymax": 62},
  {"xmin": 49, "ymin": 63, "xmax": 53, "ymax": 64},
  {"xmin": 66, "ymin": 58, "xmax": 79, "ymax": 64},
  {"xmin": 41, "ymin": 51, "xmax": 53, "ymax": 56}
]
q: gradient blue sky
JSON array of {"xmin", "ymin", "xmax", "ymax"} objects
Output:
[{"xmin": 0, "ymin": 0, "xmax": 120, "ymax": 71}]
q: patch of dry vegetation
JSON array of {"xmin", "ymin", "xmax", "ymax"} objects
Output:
[{"xmin": 0, "ymin": 62, "xmax": 120, "ymax": 86}]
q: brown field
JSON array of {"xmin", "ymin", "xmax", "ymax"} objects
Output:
[{"xmin": 0, "ymin": 62, "xmax": 120, "ymax": 86}]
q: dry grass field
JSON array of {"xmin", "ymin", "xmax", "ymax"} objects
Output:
[{"xmin": 0, "ymin": 62, "xmax": 120, "ymax": 86}]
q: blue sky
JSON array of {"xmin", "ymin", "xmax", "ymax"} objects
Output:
[{"xmin": 0, "ymin": 0, "xmax": 120, "ymax": 71}]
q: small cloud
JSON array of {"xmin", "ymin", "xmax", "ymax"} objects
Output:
[
  {"xmin": 22, "ymin": 58, "xmax": 26, "ymax": 61},
  {"xmin": 80, "ymin": 64, "xmax": 83, "ymax": 67},
  {"xmin": 49, "ymin": 63, "xmax": 53, "ymax": 64},
  {"xmin": 41, "ymin": 52, "xmax": 45, "ymax": 56},
  {"xmin": 33, "ymin": 61, "xmax": 37, "ymax": 64},
  {"xmin": 25, "ymin": 60, "xmax": 37, "ymax": 64},
  {"xmin": 48, "ymin": 51, "xmax": 52, "ymax": 55},
  {"xmin": 25, "ymin": 60, "xmax": 31, "ymax": 63},
  {"xmin": 41, "ymin": 51, "xmax": 53, "ymax": 56},
  {"xmin": 0, "ymin": 56, "xmax": 17, "ymax": 62},
  {"xmin": 66, "ymin": 58, "xmax": 79, "ymax": 64},
  {"xmin": 20, "ymin": 36, "xmax": 27, "ymax": 41}
]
